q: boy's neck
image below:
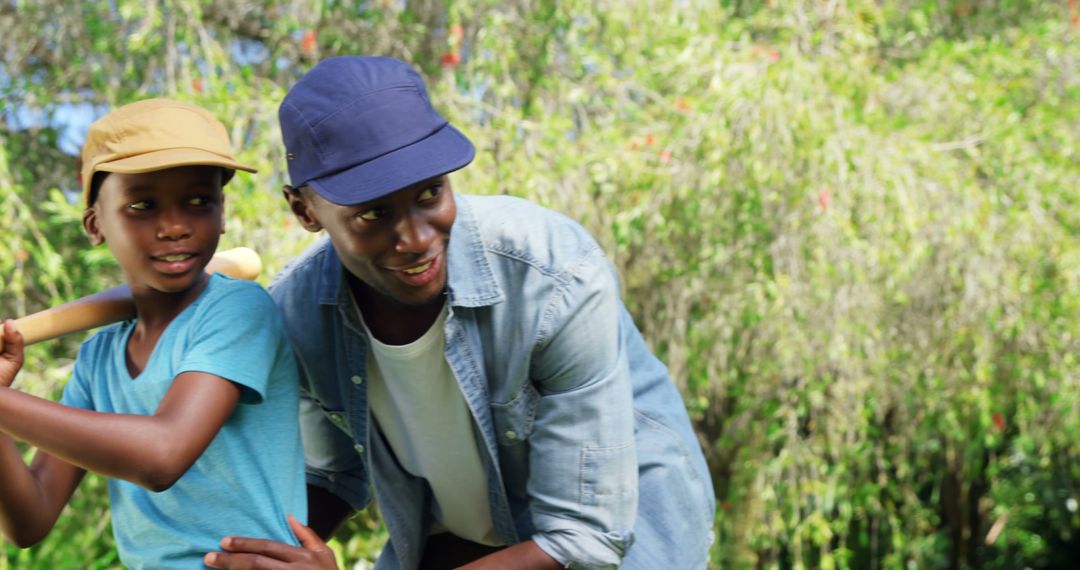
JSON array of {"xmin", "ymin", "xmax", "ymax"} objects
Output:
[
  {"xmin": 130, "ymin": 271, "xmax": 212, "ymax": 333},
  {"xmin": 125, "ymin": 272, "xmax": 212, "ymax": 378}
]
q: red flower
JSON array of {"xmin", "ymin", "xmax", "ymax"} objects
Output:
[
  {"xmin": 440, "ymin": 52, "xmax": 461, "ymax": 68},
  {"xmin": 675, "ymin": 98, "xmax": 690, "ymax": 112},
  {"xmin": 992, "ymin": 413, "xmax": 1005, "ymax": 432},
  {"xmin": 302, "ymin": 30, "xmax": 317, "ymax": 55},
  {"xmin": 644, "ymin": 134, "xmax": 655, "ymax": 146},
  {"xmin": 191, "ymin": 78, "xmax": 203, "ymax": 94},
  {"xmin": 817, "ymin": 188, "xmax": 830, "ymax": 211},
  {"xmin": 658, "ymin": 149, "xmax": 672, "ymax": 165}
]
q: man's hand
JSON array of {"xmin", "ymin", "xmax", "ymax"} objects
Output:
[
  {"xmin": 0, "ymin": 320, "xmax": 25, "ymax": 388},
  {"xmin": 204, "ymin": 515, "xmax": 338, "ymax": 569}
]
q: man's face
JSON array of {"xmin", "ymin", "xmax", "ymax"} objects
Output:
[
  {"xmin": 289, "ymin": 175, "xmax": 456, "ymax": 309},
  {"xmin": 83, "ymin": 166, "xmax": 225, "ymax": 297}
]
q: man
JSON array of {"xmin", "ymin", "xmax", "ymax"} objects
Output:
[{"xmin": 207, "ymin": 56, "xmax": 714, "ymax": 570}]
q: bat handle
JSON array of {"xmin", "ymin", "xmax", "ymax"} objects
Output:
[{"xmin": 0, "ymin": 247, "xmax": 262, "ymax": 352}]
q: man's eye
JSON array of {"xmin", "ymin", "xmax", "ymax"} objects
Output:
[
  {"xmin": 419, "ymin": 184, "xmax": 442, "ymax": 202},
  {"xmin": 358, "ymin": 208, "xmax": 385, "ymax": 221}
]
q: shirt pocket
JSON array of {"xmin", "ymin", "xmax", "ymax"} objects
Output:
[
  {"xmin": 490, "ymin": 382, "xmax": 540, "ymax": 498},
  {"xmin": 581, "ymin": 441, "xmax": 637, "ymax": 525},
  {"xmin": 491, "ymin": 381, "xmax": 540, "ymax": 446}
]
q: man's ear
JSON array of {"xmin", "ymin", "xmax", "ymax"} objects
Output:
[
  {"xmin": 283, "ymin": 185, "xmax": 323, "ymax": 232},
  {"xmin": 82, "ymin": 207, "xmax": 105, "ymax": 246}
]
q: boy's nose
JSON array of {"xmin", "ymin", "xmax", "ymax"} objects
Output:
[{"xmin": 157, "ymin": 210, "xmax": 193, "ymax": 241}]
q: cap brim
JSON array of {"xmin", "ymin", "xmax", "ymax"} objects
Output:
[
  {"xmin": 96, "ymin": 148, "xmax": 258, "ymax": 176},
  {"xmin": 307, "ymin": 123, "xmax": 475, "ymax": 206}
]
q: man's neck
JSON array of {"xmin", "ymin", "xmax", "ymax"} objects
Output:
[{"xmin": 348, "ymin": 277, "xmax": 445, "ymax": 346}]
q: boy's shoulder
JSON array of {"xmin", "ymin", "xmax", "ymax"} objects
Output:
[
  {"xmin": 79, "ymin": 320, "xmax": 130, "ymax": 354},
  {"xmin": 190, "ymin": 274, "xmax": 279, "ymax": 325}
]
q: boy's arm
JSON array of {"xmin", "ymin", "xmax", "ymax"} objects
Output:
[
  {"xmin": 0, "ymin": 371, "xmax": 241, "ymax": 492},
  {"xmin": 0, "ymin": 320, "xmax": 87, "ymax": 547},
  {"xmin": 0, "ymin": 442, "xmax": 86, "ymax": 547}
]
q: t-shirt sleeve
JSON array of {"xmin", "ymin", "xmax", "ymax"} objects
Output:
[
  {"xmin": 59, "ymin": 341, "xmax": 96, "ymax": 410},
  {"xmin": 179, "ymin": 281, "xmax": 287, "ymax": 405},
  {"xmin": 59, "ymin": 332, "xmax": 111, "ymax": 412}
]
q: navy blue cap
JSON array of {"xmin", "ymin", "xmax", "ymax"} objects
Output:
[{"xmin": 279, "ymin": 56, "xmax": 475, "ymax": 205}]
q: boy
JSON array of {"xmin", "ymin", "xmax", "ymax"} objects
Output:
[{"xmin": 0, "ymin": 99, "xmax": 307, "ymax": 569}]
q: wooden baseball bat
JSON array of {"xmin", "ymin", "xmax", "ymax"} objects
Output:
[{"xmin": 0, "ymin": 247, "xmax": 262, "ymax": 352}]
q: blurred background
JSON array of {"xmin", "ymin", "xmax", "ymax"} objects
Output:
[{"xmin": 1, "ymin": 1, "xmax": 1078, "ymax": 568}]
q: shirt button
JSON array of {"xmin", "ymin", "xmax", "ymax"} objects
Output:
[
  {"xmin": 354, "ymin": 443, "xmax": 365, "ymax": 454},
  {"xmin": 329, "ymin": 413, "xmax": 344, "ymax": 425},
  {"xmin": 351, "ymin": 375, "xmax": 363, "ymax": 385},
  {"xmin": 505, "ymin": 430, "xmax": 517, "ymax": 440}
]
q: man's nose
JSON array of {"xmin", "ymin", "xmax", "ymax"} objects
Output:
[{"xmin": 395, "ymin": 209, "xmax": 434, "ymax": 253}]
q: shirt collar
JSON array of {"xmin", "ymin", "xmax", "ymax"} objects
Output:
[{"xmin": 445, "ymin": 194, "xmax": 503, "ymax": 308}]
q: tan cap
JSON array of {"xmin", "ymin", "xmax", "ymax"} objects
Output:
[{"xmin": 80, "ymin": 98, "xmax": 256, "ymax": 206}]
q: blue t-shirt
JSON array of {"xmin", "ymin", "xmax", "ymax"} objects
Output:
[{"xmin": 61, "ymin": 274, "xmax": 307, "ymax": 569}]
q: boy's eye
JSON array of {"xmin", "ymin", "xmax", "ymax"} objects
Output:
[
  {"xmin": 128, "ymin": 200, "xmax": 151, "ymax": 211},
  {"xmin": 188, "ymin": 196, "xmax": 211, "ymax": 207}
]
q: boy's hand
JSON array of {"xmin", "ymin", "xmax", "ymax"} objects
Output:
[
  {"xmin": 204, "ymin": 515, "xmax": 337, "ymax": 569},
  {"xmin": 0, "ymin": 320, "xmax": 25, "ymax": 388}
]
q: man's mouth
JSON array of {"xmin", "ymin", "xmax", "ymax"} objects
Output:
[
  {"xmin": 389, "ymin": 254, "xmax": 442, "ymax": 288},
  {"xmin": 401, "ymin": 260, "xmax": 433, "ymax": 275}
]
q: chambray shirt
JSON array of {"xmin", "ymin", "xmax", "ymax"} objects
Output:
[{"xmin": 269, "ymin": 194, "xmax": 714, "ymax": 569}]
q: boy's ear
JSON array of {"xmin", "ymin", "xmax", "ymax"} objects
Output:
[
  {"xmin": 283, "ymin": 185, "xmax": 323, "ymax": 232},
  {"xmin": 219, "ymin": 194, "xmax": 227, "ymax": 235},
  {"xmin": 82, "ymin": 207, "xmax": 105, "ymax": 246}
]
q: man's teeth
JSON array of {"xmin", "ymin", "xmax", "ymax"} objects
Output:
[
  {"xmin": 402, "ymin": 261, "xmax": 432, "ymax": 275},
  {"xmin": 158, "ymin": 254, "xmax": 192, "ymax": 262}
]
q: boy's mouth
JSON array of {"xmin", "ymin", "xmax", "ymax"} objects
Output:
[
  {"xmin": 151, "ymin": 252, "xmax": 199, "ymax": 275},
  {"xmin": 154, "ymin": 253, "xmax": 194, "ymax": 263}
]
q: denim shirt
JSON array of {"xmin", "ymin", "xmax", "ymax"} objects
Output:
[{"xmin": 269, "ymin": 194, "xmax": 714, "ymax": 569}]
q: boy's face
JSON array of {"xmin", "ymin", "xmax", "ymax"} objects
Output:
[
  {"xmin": 286, "ymin": 175, "xmax": 455, "ymax": 309},
  {"xmin": 83, "ymin": 165, "xmax": 225, "ymax": 296}
]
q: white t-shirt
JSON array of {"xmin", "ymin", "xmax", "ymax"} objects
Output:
[{"xmin": 360, "ymin": 302, "xmax": 501, "ymax": 546}]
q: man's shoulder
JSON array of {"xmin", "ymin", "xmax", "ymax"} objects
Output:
[
  {"xmin": 461, "ymin": 194, "xmax": 576, "ymax": 229},
  {"xmin": 267, "ymin": 236, "xmax": 334, "ymax": 299},
  {"xmin": 459, "ymin": 194, "xmax": 603, "ymax": 273}
]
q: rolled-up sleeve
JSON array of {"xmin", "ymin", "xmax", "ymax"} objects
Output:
[{"xmin": 527, "ymin": 248, "xmax": 638, "ymax": 568}]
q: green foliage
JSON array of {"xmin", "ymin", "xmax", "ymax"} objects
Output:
[{"xmin": 2, "ymin": 0, "xmax": 1078, "ymax": 568}]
